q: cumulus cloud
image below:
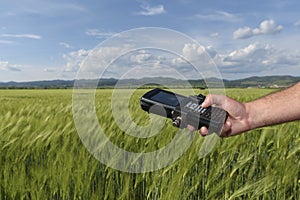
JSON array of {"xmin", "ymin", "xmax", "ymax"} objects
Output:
[
  {"xmin": 261, "ymin": 50, "xmax": 300, "ymax": 66},
  {"xmin": 233, "ymin": 19, "xmax": 283, "ymax": 39},
  {"xmin": 171, "ymin": 43, "xmax": 223, "ymax": 78},
  {"xmin": 130, "ymin": 50, "xmax": 153, "ymax": 63},
  {"xmin": 0, "ymin": 61, "xmax": 21, "ymax": 72},
  {"xmin": 62, "ymin": 40, "xmax": 300, "ymax": 80},
  {"xmin": 224, "ymin": 43, "xmax": 272, "ymax": 62},
  {"xmin": 254, "ymin": 19, "xmax": 283, "ymax": 34},
  {"xmin": 62, "ymin": 45, "xmax": 133, "ymax": 77},
  {"xmin": 205, "ymin": 46, "xmax": 218, "ymax": 58},
  {"xmin": 233, "ymin": 26, "xmax": 253, "ymax": 40},
  {"xmin": 182, "ymin": 43, "xmax": 203, "ymax": 61},
  {"xmin": 63, "ymin": 49, "xmax": 91, "ymax": 72},
  {"xmin": 137, "ymin": 4, "xmax": 166, "ymax": 16},
  {"xmin": 181, "ymin": 43, "xmax": 218, "ymax": 60},
  {"xmin": 217, "ymin": 42, "xmax": 300, "ymax": 75},
  {"xmin": 63, "ymin": 44, "xmax": 207, "ymax": 79}
]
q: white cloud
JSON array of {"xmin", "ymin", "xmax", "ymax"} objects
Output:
[
  {"xmin": 44, "ymin": 68, "xmax": 56, "ymax": 73},
  {"xmin": 0, "ymin": 40, "xmax": 14, "ymax": 44},
  {"xmin": 233, "ymin": 19, "xmax": 283, "ymax": 39},
  {"xmin": 63, "ymin": 49, "xmax": 91, "ymax": 72},
  {"xmin": 137, "ymin": 4, "xmax": 166, "ymax": 16},
  {"xmin": 182, "ymin": 43, "xmax": 203, "ymax": 61},
  {"xmin": 171, "ymin": 43, "xmax": 223, "ymax": 78},
  {"xmin": 232, "ymin": 26, "xmax": 253, "ymax": 39},
  {"xmin": 181, "ymin": 43, "xmax": 218, "ymax": 60},
  {"xmin": 224, "ymin": 43, "xmax": 272, "ymax": 62},
  {"xmin": 62, "ymin": 45, "xmax": 133, "ymax": 77},
  {"xmin": 0, "ymin": 33, "xmax": 42, "ymax": 40},
  {"xmin": 0, "ymin": 61, "xmax": 21, "ymax": 72},
  {"xmin": 0, "ymin": 61, "xmax": 9, "ymax": 69},
  {"xmin": 7, "ymin": 66, "xmax": 22, "ymax": 72},
  {"xmin": 194, "ymin": 11, "xmax": 239, "ymax": 22},
  {"xmin": 205, "ymin": 46, "xmax": 217, "ymax": 58},
  {"xmin": 220, "ymin": 43, "xmax": 273, "ymax": 72},
  {"xmin": 210, "ymin": 32, "xmax": 219, "ymax": 38},
  {"xmin": 85, "ymin": 29, "xmax": 115, "ymax": 38},
  {"xmin": 63, "ymin": 44, "xmax": 206, "ymax": 79},
  {"xmin": 294, "ymin": 19, "xmax": 300, "ymax": 27},
  {"xmin": 261, "ymin": 50, "xmax": 300, "ymax": 66},
  {"xmin": 217, "ymin": 43, "xmax": 300, "ymax": 75},
  {"xmin": 254, "ymin": 19, "xmax": 283, "ymax": 34},
  {"xmin": 130, "ymin": 50, "xmax": 153, "ymax": 63},
  {"xmin": 62, "ymin": 41, "xmax": 300, "ymax": 80},
  {"xmin": 59, "ymin": 42, "xmax": 73, "ymax": 49}
]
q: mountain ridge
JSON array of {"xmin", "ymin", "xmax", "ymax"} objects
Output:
[{"xmin": 0, "ymin": 75, "xmax": 299, "ymax": 89}]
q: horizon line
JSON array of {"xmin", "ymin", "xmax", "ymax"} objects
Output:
[{"xmin": 1, "ymin": 75, "xmax": 299, "ymax": 83}]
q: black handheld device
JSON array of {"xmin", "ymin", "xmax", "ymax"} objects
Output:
[{"xmin": 140, "ymin": 88, "xmax": 228, "ymax": 135}]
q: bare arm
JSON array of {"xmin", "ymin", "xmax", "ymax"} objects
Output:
[
  {"xmin": 246, "ymin": 81, "xmax": 300, "ymax": 130},
  {"xmin": 198, "ymin": 82, "xmax": 300, "ymax": 137}
]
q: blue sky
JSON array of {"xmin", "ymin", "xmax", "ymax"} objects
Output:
[{"xmin": 0, "ymin": 0, "xmax": 300, "ymax": 81}]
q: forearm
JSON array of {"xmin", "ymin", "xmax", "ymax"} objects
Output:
[{"xmin": 245, "ymin": 82, "xmax": 300, "ymax": 130}]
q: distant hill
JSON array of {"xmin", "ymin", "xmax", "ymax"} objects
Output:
[
  {"xmin": 0, "ymin": 80, "xmax": 75, "ymax": 89},
  {"xmin": 0, "ymin": 76, "xmax": 299, "ymax": 89},
  {"xmin": 223, "ymin": 75, "xmax": 300, "ymax": 88}
]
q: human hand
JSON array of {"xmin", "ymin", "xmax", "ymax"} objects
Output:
[{"xmin": 188, "ymin": 94, "xmax": 251, "ymax": 137}]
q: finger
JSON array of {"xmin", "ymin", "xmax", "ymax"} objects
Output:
[
  {"xmin": 223, "ymin": 120, "xmax": 232, "ymax": 132},
  {"xmin": 199, "ymin": 126, "xmax": 209, "ymax": 136},
  {"xmin": 187, "ymin": 124, "xmax": 195, "ymax": 132},
  {"xmin": 220, "ymin": 121, "xmax": 232, "ymax": 137}
]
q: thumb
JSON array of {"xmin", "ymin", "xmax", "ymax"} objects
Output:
[{"xmin": 201, "ymin": 94, "xmax": 226, "ymax": 108}]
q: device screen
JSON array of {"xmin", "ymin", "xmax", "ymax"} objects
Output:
[{"xmin": 150, "ymin": 90, "xmax": 183, "ymax": 107}]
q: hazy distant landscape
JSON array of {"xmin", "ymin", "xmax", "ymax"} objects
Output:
[{"xmin": 1, "ymin": 75, "xmax": 299, "ymax": 89}]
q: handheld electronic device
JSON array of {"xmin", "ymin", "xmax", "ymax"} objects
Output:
[{"xmin": 140, "ymin": 88, "xmax": 228, "ymax": 135}]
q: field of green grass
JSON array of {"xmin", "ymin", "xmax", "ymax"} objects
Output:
[{"xmin": 0, "ymin": 88, "xmax": 299, "ymax": 199}]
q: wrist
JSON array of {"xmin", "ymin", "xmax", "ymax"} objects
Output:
[{"xmin": 244, "ymin": 102, "xmax": 258, "ymax": 131}]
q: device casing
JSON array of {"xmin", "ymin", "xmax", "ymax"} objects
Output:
[{"xmin": 140, "ymin": 88, "xmax": 227, "ymax": 135}]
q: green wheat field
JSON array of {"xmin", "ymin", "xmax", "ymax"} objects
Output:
[{"xmin": 0, "ymin": 88, "xmax": 299, "ymax": 199}]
